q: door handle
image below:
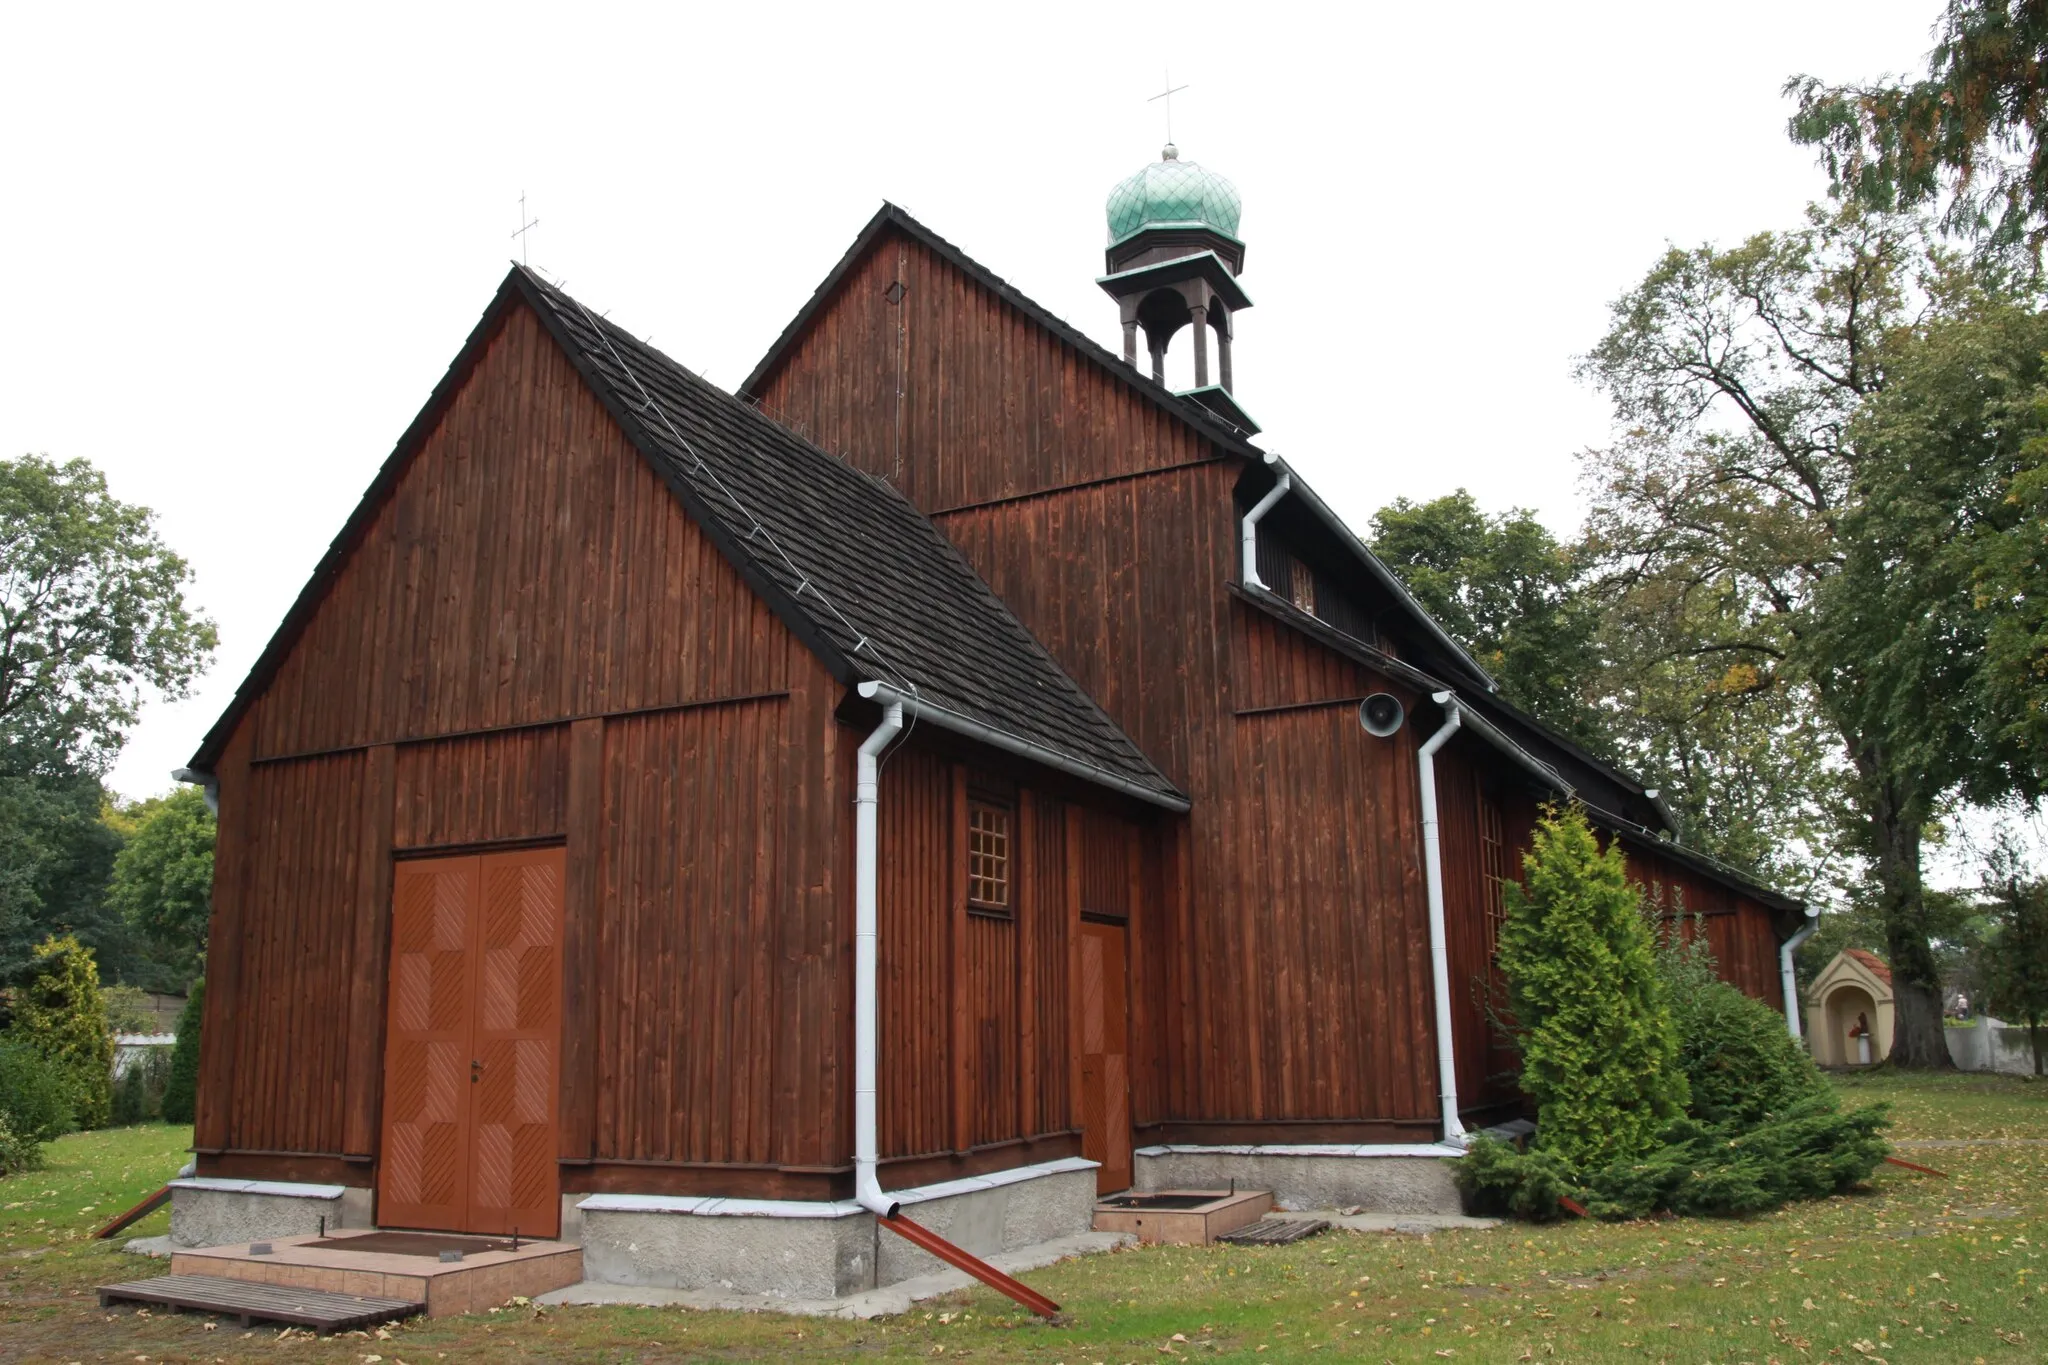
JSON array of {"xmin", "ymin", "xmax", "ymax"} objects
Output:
[{"xmin": 471, "ymin": 1058, "xmax": 484, "ymax": 1083}]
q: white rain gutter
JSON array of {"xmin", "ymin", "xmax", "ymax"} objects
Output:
[
  {"xmin": 853, "ymin": 699, "xmax": 905, "ymax": 1217},
  {"xmin": 856, "ymin": 681, "xmax": 1190, "ymax": 812},
  {"xmin": 1241, "ymin": 453, "xmax": 1291, "ymax": 589},
  {"xmin": 170, "ymin": 766, "xmax": 219, "ymax": 816},
  {"xmin": 1779, "ymin": 907, "xmax": 1820, "ymax": 1040},
  {"xmin": 1417, "ymin": 690, "xmax": 1466, "ymax": 1144}
]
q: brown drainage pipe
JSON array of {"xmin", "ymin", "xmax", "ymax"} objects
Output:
[{"xmin": 878, "ymin": 1212, "xmax": 1061, "ymax": 1318}]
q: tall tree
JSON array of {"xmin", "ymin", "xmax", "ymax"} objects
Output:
[
  {"xmin": 0, "ymin": 455, "xmax": 214, "ymax": 983},
  {"xmin": 1979, "ymin": 832, "xmax": 2048, "ymax": 1073},
  {"xmin": 1577, "ymin": 202, "xmax": 2005, "ymax": 1066},
  {"xmin": 105, "ymin": 786, "xmax": 214, "ymax": 988},
  {"xmin": 1367, "ymin": 492, "xmax": 1603, "ymax": 746},
  {"xmin": 1594, "ymin": 575, "xmax": 1847, "ymax": 890},
  {"xmin": 0, "ymin": 455, "xmax": 215, "ymax": 767},
  {"xmin": 1788, "ymin": 1, "xmax": 2048, "ymax": 252}
]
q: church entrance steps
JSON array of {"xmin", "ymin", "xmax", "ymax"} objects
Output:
[
  {"xmin": 164, "ymin": 1229, "xmax": 582, "ymax": 1318},
  {"xmin": 97, "ymin": 1274, "xmax": 419, "ymax": 1333},
  {"xmin": 1091, "ymin": 1188, "xmax": 1272, "ymax": 1244}
]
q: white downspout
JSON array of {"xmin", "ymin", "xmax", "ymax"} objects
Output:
[
  {"xmin": 1241, "ymin": 456, "xmax": 1291, "ymax": 589},
  {"xmin": 854, "ymin": 698, "xmax": 905, "ymax": 1217},
  {"xmin": 1780, "ymin": 907, "xmax": 1820, "ymax": 1041},
  {"xmin": 1418, "ymin": 691, "xmax": 1465, "ymax": 1144}
]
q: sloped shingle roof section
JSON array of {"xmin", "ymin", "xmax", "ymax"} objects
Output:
[{"xmin": 514, "ymin": 268, "xmax": 1183, "ymax": 807}]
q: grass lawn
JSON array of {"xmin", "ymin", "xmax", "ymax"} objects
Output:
[{"xmin": 1, "ymin": 1073, "xmax": 2042, "ymax": 1363}]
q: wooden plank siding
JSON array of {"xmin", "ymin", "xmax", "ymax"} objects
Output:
[
  {"xmin": 750, "ymin": 226, "xmax": 1218, "ymax": 515},
  {"xmin": 242, "ymin": 304, "xmax": 790, "ymax": 763},
  {"xmin": 197, "ymin": 299, "xmax": 857, "ymax": 1198},
  {"xmin": 869, "ymin": 745, "xmax": 1090, "ymax": 1185},
  {"xmin": 751, "ymin": 231, "xmax": 1793, "ymax": 1145}
]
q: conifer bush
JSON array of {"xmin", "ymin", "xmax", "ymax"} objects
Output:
[
  {"xmin": 1460, "ymin": 811, "xmax": 1890, "ymax": 1222},
  {"xmin": 9, "ymin": 935, "xmax": 114, "ymax": 1130},
  {"xmin": 159, "ymin": 979, "xmax": 202, "ymax": 1126},
  {"xmin": 0, "ymin": 1114, "xmax": 42, "ymax": 1176},
  {"xmin": 1652, "ymin": 908, "xmax": 1837, "ymax": 1126},
  {"xmin": 1496, "ymin": 803, "xmax": 1688, "ymax": 1167},
  {"xmin": 0, "ymin": 1039, "xmax": 74, "ymax": 1142}
]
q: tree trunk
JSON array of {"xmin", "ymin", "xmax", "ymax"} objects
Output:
[
  {"xmin": 1868, "ymin": 784, "xmax": 1954, "ymax": 1070},
  {"xmin": 2031, "ymin": 1015, "xmax": 2043, "ymax": 1077}
]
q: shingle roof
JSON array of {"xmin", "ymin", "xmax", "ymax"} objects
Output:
[
  {"xmin": 1845, "ymin": 948, "xmax": 1893, "ymax": 984},
  {"xmin": 513, "ymin": 268, "xmax": 1183, "ymax": 806}
]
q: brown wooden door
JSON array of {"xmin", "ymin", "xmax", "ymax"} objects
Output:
[
  {"xmin": 379, "ymin": 849, "xmax": 563, "ymax": 1236},
  {"xmin": 1078, "ymin": 919, "xmax": 1132, "ymax": 1194}
]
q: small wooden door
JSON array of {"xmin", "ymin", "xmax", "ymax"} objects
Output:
[
  {"xmin": 380, "ymin": 848, "xmax": 564, "ymax": 1236},
  {"xmin": 1078, "ymin": 919, "xmax": 1132, "ymax": 1194}
]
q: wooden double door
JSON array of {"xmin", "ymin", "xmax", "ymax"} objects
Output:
[
  {"xmin": 1078, "ymin": 918, "xmax": 1132, "ymax": 1193},
  {"xmin": 378, "ymin": 848, "xmax": 564, "ymax": 1237}
]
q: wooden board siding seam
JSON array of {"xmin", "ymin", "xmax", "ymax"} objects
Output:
[
  {"xmin": 950, "ymin": 765, "xmax": 972, "ymax": 1155},
  {"xmin": 925, "ymin": 456, "xmax": 1230, "ymax": 520},
  {"xmin": 341, "ymin": 744, "xmax": 396, "ymax": 1158},
  {"xmin": 248, "ymin": 691, "xmax": 794, "ymax": 768}
]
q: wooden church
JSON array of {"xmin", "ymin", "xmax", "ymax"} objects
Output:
[{"xmin": 171, "ymin": 145, "xmax": 1807, "ymax": 1297}]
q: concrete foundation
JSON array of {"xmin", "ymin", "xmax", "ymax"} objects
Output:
[
  {"xmin": 1132, "ymin": 1145, "xmax": 1465, "ymax": 1214},
  {"xmin": 876, "ymin": 1164, "xmax": 1096, "ymax": 1283},
  {"xmin": 576, "ymin": 1156, "xmax": 1098, "ymax": 1301},
  {"xmin": 167, "ymin": 1179, "xmax": 371, "ymax": 1248}
]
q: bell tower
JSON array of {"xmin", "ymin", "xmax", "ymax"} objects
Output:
[{"xmin": 1098, "ymin": 143, "xmax": 1258, "ymax": 433}]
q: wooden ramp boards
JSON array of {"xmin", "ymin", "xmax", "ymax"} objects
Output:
[
  {"xmin": 98, "ymin": 1274, "xmax": 421, "ymax": 1333},
  {"xmin": 1216, "ymin": 1217, "xmax": 1330, "ymax": 1246}
]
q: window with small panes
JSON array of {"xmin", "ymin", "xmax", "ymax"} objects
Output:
[{"xmin": 968, "ymin": 801, "xmax": 1013, "ymax": 915}]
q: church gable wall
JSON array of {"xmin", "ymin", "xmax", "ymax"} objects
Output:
[
  {"xmin": 198, "ymin": 300, "xmax": 856, "ymax": 1193},
  {"xmin": 750, "ymin": 226, "xmax": 1218, "ymax": 514}
]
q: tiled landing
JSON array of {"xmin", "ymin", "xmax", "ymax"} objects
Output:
[{"xmin": 168, "ymin": 1228, "xmax": 582, "ymax": 1318}]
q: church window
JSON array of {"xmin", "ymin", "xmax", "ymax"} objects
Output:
[
  {"xmin": 1479, "ymin": 793, "xmax": 1507, "ymax": 960},
  {"xmin": 1287, "ymin": 557, "xmax": 1317, "ymax": 615},
  {"xmin": 968, "ymin": 802, "xmax": 1012, "ymax": 913}
]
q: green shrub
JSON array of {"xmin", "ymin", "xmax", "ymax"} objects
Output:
[
  {"xmin": 0, "ymin": 1039, "xmax": 74, "ymax": 1141},
  {"xmin": 111, "ymin": 1063, "xmax": 148, "ymax": 1125},
  {"xmin": 159, "ymin": 979, "xmax": 202, "ymax": 1126},
  {"xmin": 1456, "ymin": 1133, "xmax": 1581, "ymax": 1221},
  {"xmin": 8, "ymin": 935, "xmax": 114, "ymax": 1129},
  {"xmin": 1498, "ymin": 804, "xmax": 1688, "ymax": 1168},
  {"xmin": 0, "ymin": 1113, "xmax": 43, "ymax": 1176},
  {"xmin": 1677, "ymin": 979, "xmax": 1833, "ymax": 1126},
  {"xmin": 1456, "ymin": 1099, "xmax": 1891, "ymax": 1221},
  {"xmin": 1653, "ymin": 910, "xmax": 1833, "ymax": 1127},
  {"xmin": 101, "ymin": 984, "xmax": 160, "ymax": 1036}
]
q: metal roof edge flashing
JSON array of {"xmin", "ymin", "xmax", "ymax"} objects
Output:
[{"xmin": 858, "ymin": 680, "xmax": 1190, "ymax": 812}]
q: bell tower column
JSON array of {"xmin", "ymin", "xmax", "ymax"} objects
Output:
[{"xmin": 1189, "ymin": 302, "xmax": 1209, "ymax": 388}]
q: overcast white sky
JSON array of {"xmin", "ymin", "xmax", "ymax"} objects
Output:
[{"xmin": 1, "ymin": 1, "xmax": 1950, "ymax": 805}]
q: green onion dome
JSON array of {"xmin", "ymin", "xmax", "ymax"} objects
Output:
[{"xmin": 1105, "ymin": 144, "xmax": 1243, "ymax": 247}]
